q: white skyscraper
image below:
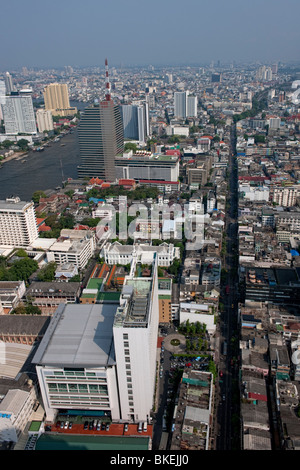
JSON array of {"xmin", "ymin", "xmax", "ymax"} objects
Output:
[
  {"xmin": 0, "ymin": 197, "xmax": 39, "ymax": 247},
  {"xmin": 187, "ymin": 95, "xmax": 197, "ymax": 118},
  {"xmin": 2, "ymin": 90, "xmax": 37, "ymax": 135},
  {"xmin": 4, "ymin": 72, "xmax": 15, "ymax": 94},
  {"xmin": 174, "ymin": 91, "xmax": 188, "ymax": 119}
]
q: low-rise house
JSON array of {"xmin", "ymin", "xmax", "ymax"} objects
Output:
[{"xmin": 26, "ymin": 281, "xmax": 81, "ymax": 314}]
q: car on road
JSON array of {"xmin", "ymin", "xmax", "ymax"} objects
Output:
[{"xmin": 84, "ymin": 421, "xmax": 88, "ymax": 430}]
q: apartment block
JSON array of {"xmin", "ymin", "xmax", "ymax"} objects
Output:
[{"xmin": 0, "ymin": 197, "xmax": 39, "ymax": 247}]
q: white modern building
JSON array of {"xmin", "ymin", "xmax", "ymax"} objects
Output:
[
  {"xmin": 0, "ymin": 197, "xmax": 39, "ymax": 247},
  {"xmin": 115, "ymin": 151, "xmax": 180, "ymax": 183},
  {"xmin": 47, "ymin": 229, "xmax": 96, "ymax": 270},
  {"xmin": 113, "ymin": 254, "xmax": 159, "ymax": 423},
  {"xmin": 2, "ymin": 90, "xmax": 37, "ymax": 135},
  {"xmin": 36, "ymin": 109, "xmax": 54, "ymax": 133},
  {"xmin": 32, "ymin": 254, "xmax": 159, "ymax": 424}
]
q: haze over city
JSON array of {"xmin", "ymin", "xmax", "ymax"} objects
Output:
[{"xmin": 1, "ymin": 0, "xmax": 300, "ymax": 69}]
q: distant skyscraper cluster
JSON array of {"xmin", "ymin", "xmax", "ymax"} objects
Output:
[{"xmin": 256, "ymin": 66, "xmax": 273, "ymax": 81}]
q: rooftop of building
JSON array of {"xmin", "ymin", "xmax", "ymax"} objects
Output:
[
  {"xmin": 114, "ymin": 277, "xmax": 152, "ymax": 328},
  {"xmin": 26, "ymin": 281, "xmax": 81, "ymax": 296},
  {"xmin": 32, "ymin": 303, "xmax": 118, "ymax": 368}
]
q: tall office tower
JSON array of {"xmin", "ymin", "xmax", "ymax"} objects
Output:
[
  {"xmin": 174, "ymin": 91, "xmax": 188, "ymax": 119},
  {"xmin": 121, "ymin": 102, "xmax": 149, "ymax": 144},
  {"xmin": 77, "ymin": 59, "xmax": 124, "ymax": 181},
  {"xmin": 36, "ymin": 109, "xmax": 54, "ymax": 132},
  {"xmin": 43, "ymin": 83, "xmax": 77, "ymax": 116},
  {"xmin": 187, "ymin": 95, "xmax": 197, "ymax": 118},
  {"xmin": 4, "ymin": 72, "xmax": 15, "ymax": 94},
  {"xmin": 0, "ymin": 197, "xmax": 39, "ymax": 246},
  {"xmin": 2, "ymin": 89, "xmax": 37, "ymax": 135}
]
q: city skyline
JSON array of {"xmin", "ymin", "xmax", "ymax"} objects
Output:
[{"xmin": 1, "ymin": 0, "xmax": 300, "ymax": 70}]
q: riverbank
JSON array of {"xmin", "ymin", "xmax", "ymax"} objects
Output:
[{"xmin": 0, "ymin": 151, "xmax": 28, "ymax": 164}]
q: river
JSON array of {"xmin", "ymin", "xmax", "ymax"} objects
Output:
[{"xmin": 0, "ymin": 101, "xmax": 88, "ymax": 201}]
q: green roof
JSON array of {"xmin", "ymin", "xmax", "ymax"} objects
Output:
[
  {"xmin": 29, "ymin": 421, "xmax": 42, "ymax": 432},
  {"xmin": 35, "ymin": 434, "xmax": 150, "ymax": 451},
  {"xmin": 97, "ymin": 292, "xmax": 121, "ymax": 302},
  {"xmin": 87, "ymin": 278, "xmax": 103, "ymax": 289}
]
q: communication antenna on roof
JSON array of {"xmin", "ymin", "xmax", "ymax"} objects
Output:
[{"xmin": 105, "ymin": 58, "xmax": 111, "ymax": 101}]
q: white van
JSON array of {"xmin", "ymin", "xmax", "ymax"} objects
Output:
[
  {"xmin": 138, "ymin": 422, "xmax": 143, "ymax": 433},
  {"xmin": 143, "ymin": 422, "xmax": 147, "ymax": 432}
]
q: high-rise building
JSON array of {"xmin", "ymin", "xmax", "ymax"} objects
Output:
[
  {"xmin": 2, "ymin": 90, "xmax": 37, "ymax": 135},
  {"xmin": 4, "ymin": 72, "xmax": 15, "ymax": 94},
  {"xmin": 36, "ymin": 109, "xmax": 54, "ymax": 133},
  {"xmin": 0, "ymin": 197, "xmax": 39, "ymax": 247},
  {"xmin": 187, "ymin": 95, "xmax": 197, "ymax": 118},
  {"xmin": 43, "ymin": 83, "xmax": 77, "ymax": 116},
  {"xmin": 32, "ymin": 253, "xmax": 159, "ymax": 424},
  {"xmin": 174, "ymin": 91, "xmax": 188, "ymax": 119},
  {"xmin": 113, "ymin": 254, "xmax": 159, "ymax": 423},
  {"xmin": 121, "ymin": 102, "xmax": 149, "ymax": 144},
  {"xmin": 77, "ymin": 60, "xmax": 124, "ymax": 181}
]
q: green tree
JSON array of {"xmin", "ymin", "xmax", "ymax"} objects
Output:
[
  {"xmin": 17, "ymin": 139, "xmax": 29, "ymax": 151},
  {"xmin": 15, "ymin": 249, "xmax": 28, "ymax": 258},
  {"xmin": 2, "ymin": 140, "xmax": 14, "ymax": 149},
  {"xmin": 32, "ymin": 191, "xmax": 46, "ymax": 203},
  {"xmin": 7, "ymin": 258, "xmax": 38, "ymax": 281},
  {"xmin": 124, "ymin": 142, "xmax": 137, "ymax": 153},
  {"xmin": 37, "ymin": 262, "xmax": 57, "ymax": 282}
]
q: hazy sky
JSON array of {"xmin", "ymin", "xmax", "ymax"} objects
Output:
[{"xmin": 1, "ymin": 0, "xmax": 300, "ymax": 70}]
